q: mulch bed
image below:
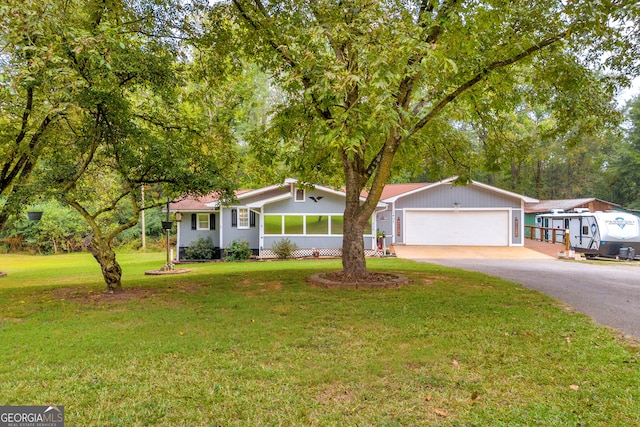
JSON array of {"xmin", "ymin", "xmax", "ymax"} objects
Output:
[{"xmin": 308, "ymin": 271, "xmax": 410, "ymax": 289}]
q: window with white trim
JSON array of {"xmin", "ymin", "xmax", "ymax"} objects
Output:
[
  {"xmin": 238, "ymin": 208, "xmax": 250, "ymax": 229},
  {"xmin": 285, "ymin": 215, "xmax": 304, "ymax": 234},
  {"xmin": 263, "ymin": 214, "xmax": 372, "ymax": 235},
  {"xmin": 197, "ymin": 213, "xmax": 210, "ymax": 230}
]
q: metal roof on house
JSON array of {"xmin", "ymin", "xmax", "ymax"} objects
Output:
[{"xmin": 525, "ymin": 198, "xmax": 621, "ymax": 213}]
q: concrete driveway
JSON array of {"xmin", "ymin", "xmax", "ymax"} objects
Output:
[
  {"xmin": 392, "ymin": 245, "xmax": 554, "ymax": 260},
  {"xmin": 394, "ymin": 245, "xmax": 640, "ymax": 342}
]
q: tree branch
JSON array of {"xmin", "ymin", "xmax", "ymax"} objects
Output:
[
  {"xmin": 61, "ymin": 106, "xmax": 104, "ymax": 193},
  {"xmin": 0, "ymin": 113, "xmax": 56, "ymax": 192},
  {"xmin": 133, "ymin": 113, "xmax": 203, "ymax": 135},
  {"xmin": 409, "ymin": 31, "xmax": 568, "ymax": 138},
  {"xmin": 423, "ymin": 0, "xmax": 458, "ymax": 45},
  {"xmin": 0, "ymin": 85, "xmax": 34, "ymax": 187},
  {"xmin": 396, "ymin": 0, "xmax": 459, "ymax": 111},
  {"xmin": 105, "ymin": 186, "xmax": 141, "ymax": 241},
  {"xmin": 232, "ymin": 0, "xmax": 333, "ymax": 121}
]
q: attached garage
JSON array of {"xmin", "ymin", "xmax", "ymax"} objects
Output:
[
  {"xmin": 405, "ymin": 210, "xmax": 509, "ymax": 246},
  {"xmin": 376, "ymin": 177, "xmax": 537, "ymax": 247}
]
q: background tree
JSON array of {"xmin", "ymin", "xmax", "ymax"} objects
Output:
[
  {"xmin": 469, "ymin": 97, "xmax": 620, "ymax": 199},
  {"xmin": 596, "ymin": 95, "xmax": 640, "ymax": 209},
  {"xmin": 3, "ymin": 0, "xmax": 238, "ymax": 290},
  {"xmin": 187, "ymin": 9, "xmax": 283, "ymax": 188},
  {"xmin": 221, "ymin": 0, "xmax": 639, "ymax": 279},
  {"xmin": 0, "ymin": 200, "xmax": 89, "ymax": 254}
]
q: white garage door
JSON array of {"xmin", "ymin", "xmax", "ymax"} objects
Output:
[{"xmin": 405, "ymin": 210, "xmax": 509, "ymax": 246}]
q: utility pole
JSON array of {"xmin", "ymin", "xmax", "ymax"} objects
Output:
[{"xmin": 141, "ymin": 185, "xmax": 146, "ymax": 250}]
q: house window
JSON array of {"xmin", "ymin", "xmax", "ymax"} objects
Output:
[
  {"xmin": 306, "ymin": 216, "xmax": 329, "ymax": 235},
  {"xmin": 330, "ymin": 216, "xmax": 343, "ymax": 235},
  {"xmin": 285, "ymin": 216, "xmax": 304, "ymax": 234},
  {"xmin": 364, "ymin": 217, "xmax": 372, "ymax": 235},
  {"xmin": 262, "ymin": 214, "xmax": 374, "ymax": 236},
  {"xmin": 231, "ymin": 208, "xmax": 252, "ymax": 229},
  {"xmin": 238, "ymin": 208, "xmax": 249, "ymax": 229},
  {"xmin": 295, "ymin": 188, "xmax": 305, "ymax": 202},
  {"xmin": 264, "ymin": 216, "xmax": 282, "ymax": 234},
  {"xmin": 197, "ymin": 213, "xmax": 210, "ymax": 230}
]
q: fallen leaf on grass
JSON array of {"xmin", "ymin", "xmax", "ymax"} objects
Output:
[
  {"xmin": 425, "ymin": 395, "xmax": 432, "ymax": 402},
  {"xmin": 434, "ymin": 409, "xmax": 448, "ymax": 418},
  {"xmin": 452, "ymin": 359, "xmax": 459, "ymax": 366},
  {"xmin": 471, "ymin": 391, "xmax": 480, "ymax": 400},
  {"xmin": 569, "ymin": 384, "xmax": 580, "ymax": 391}
]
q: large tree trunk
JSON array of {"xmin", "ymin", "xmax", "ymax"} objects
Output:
[
  {"xmin": 340, "ymin": 136, "xmax": 399, "ymax": 279},
  {"xmin": 85, "ymin": 237, "xmax": 122, "ymax": 292},
  {"xmin": 342, "ymin": 192, "xmax": 368, "ymax": 278},
  {"xmin": 341, "ymin": 153, "xmax": 379, "ymax": 279}
]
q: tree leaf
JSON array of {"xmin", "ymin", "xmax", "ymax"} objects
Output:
[{"xmin": 434, "ymin": 408, "xmax": 448, "ymax": 418}]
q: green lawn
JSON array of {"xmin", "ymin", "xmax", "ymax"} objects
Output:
[{"xmin": 0, "ymin": 253, "xmax": 638, "ymax": 426}]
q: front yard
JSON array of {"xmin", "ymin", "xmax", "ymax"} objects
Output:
[{"xmin": 0, "ymin": 253, "xmax": 638, "ymax": 425}]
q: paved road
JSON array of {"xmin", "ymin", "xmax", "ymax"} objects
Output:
[{"xmin": 399, "ymin": 250, "xmax": 640, "ymax": 341}]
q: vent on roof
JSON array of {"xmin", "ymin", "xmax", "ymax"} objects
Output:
[
  {"xmin": 573, "ymin": 208, "xmax": 590, "ymax": 213},
  {"xmin": 550, "ymin": 209, "xmax": 565, "ymax": 214}
]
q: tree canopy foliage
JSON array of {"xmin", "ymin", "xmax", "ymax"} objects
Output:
[{"xmin": 218, "ymin": 0, "xmax": 640, "ymax": 278}]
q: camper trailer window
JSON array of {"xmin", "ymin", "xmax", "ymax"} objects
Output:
[{"xmin": 582, "ymin": 225, "xmax": 589, "ymax": 235}]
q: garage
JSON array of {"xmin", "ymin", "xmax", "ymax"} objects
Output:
[
  {"xmin": 376, "ymin": 177, "xmax": 536, "ymax": 247},
  {"xmin": 405, "ymin": 210, "xmax": 509, "ymax": 246}
]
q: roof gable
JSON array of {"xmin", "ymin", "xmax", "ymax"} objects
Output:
[
  {"xmin": 169, "ymin": 179, "xmax": 386, "ymax": 212},
  {"xmin": 381, "ymin": 177, "xmax": 537, "ymax": 204}
]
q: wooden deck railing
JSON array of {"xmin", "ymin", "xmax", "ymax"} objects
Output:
[{"xmin": 525, "ymin": 225, "xmax": 569, "ymax": 247}]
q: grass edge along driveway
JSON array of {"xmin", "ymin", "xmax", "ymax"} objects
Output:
[{"xmin": 0, "ymin": 253, "xmax": 638, "ymax": 426}]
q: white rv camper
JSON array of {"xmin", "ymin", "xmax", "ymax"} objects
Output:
[{"xmin": 535, "ymin": 210, "xmax": 640, "ymax": 258}]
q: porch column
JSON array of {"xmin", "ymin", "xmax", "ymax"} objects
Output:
[
  {"xmin": 259, "ymin": 207, "xmax": 265, "ymax": 257},
  {"xmin": 176, "ymin": 221, "xmax": 181, "ymax": 261},
  {"xmin": 219, "ymin": 207, "xmax": 224, "ymax": 250}
]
